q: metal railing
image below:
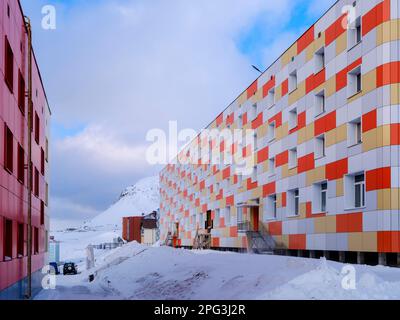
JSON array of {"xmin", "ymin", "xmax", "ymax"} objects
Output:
[{"xmin": 238, "ymin": 219, "xmax": 276, "ymax": 253}]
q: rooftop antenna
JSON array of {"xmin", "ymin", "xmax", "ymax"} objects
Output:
[{"xmin": 252, "ymin": 65, "xmax": 263, "ymax": 74}]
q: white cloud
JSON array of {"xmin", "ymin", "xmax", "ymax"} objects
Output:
[
  {"xmin": 56, "ymin": 125, "xmax": 148, "ymax": 175},
  {"xmin": 51, "ymin": 196, "xmax": 101, "ymax": 221},
  {"xmin": 21, "ymin": 0, "xmax": 321, "ymax": 221}
]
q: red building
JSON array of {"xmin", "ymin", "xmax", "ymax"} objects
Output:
[
  {"xmin": 0, "ymin": 1, "xmax": 51, "ymax": 299},
  {"xmin": 122, "ymin": 217, "xmax": 143, "ymax": 243}
]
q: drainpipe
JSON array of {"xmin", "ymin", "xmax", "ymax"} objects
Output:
[{"xmin": 24, "ymin": 16, "xmax": 33, "ymax": 300}]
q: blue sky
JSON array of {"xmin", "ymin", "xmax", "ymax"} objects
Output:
[{"xmin": 20, "ymin": 0, "xmax": 334, "ymax": 223}]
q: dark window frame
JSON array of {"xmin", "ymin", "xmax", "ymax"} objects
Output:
[
  {"xmin": 4, "ymin": 36, "xmax": 14, "ymax": 93},
  {"xmin": 4, "ymin": 124, "xmax": 14, "ymax": 173},
  {"xmin": 17, "ymin": 222, "xmax": 24, "ymax": 258},
  {"xmin": 17, "ymin": 143, "xmax": 25, "ymax": 184},
  {"xmin": 4, "ymin": 218, "xmax": 13, "ymax": 261},
  {"xmin": 18, "ymin": 70, "xmax": 25, "ymax": 114}
]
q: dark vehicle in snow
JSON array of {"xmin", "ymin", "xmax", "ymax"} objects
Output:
[{"xmin": 63, "ymin": 262, "xmax": 78, "ymax": 275}]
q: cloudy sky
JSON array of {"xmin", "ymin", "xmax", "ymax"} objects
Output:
[{"xmin": 20, "ymin": 0, "xmax": 334, "ymax": 224}]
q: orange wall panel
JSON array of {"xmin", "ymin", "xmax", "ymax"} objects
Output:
[
  {"xmin": 268, "ymin": 221, "xmax": 282, "ymax": 236},
  {"xmin": 336, "ymin": 213, "xmax": 363, "ymax": 233},
  {"xmin": 362, "ymin": 0, "xmax": 391, "ymax": 37},
  {"xmin": 247, "ymin": 80, "xmax": 258, "ymax": 99},
  {"xmin": 362, "ymin": 109, "xmax": 377, "ymax": 133},
  {"xmin": 314, "ymin": 111, "xmax": 336, "ymax": 136},
  {"xmin": 366, "ymin": 167, "xmax": 391, "ymax": 191},
  {"xmin": 297, "ymin": 25, "xmax": 315, "ymax": 54},
  {"xmin": 326, "ymin": 158, "xmax": 348, "ymax": 181},
  {"xmin": 289, "ymin": 234, "xmax": 306, "ymax": 250}
]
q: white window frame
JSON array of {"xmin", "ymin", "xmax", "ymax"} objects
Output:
[
  {"xmin": 289, "ymin": 70, "xmax": 298, "ymax": 93},
  {"xmin": 225, "ymin": 207, "xmax": 231, "ymax": 226},
  {"xmin": 315, "ymin": 90, "xmax": 326, "ymax": 116},
  {"xmin": 214, "ymin": 209, "xmax": 220, "ymax": 227},
  {"xmin": 269, "ymin": 157, "xmax": 275, "ymax": 176},
  {"xmin": 264, "ymin": 194, "xmax": 278, "ymax": 220},
  {"xmin": 347, "ymin": 66, "xmax": 362, "ymax": 98},
  {"xmin": 251, "ymin": 103, "xmax": 258, "ymax": 121},
  {"xmin": 315, "ymin": 46, "xmax": 325, "ymax": 73},
  {"xmin": 251, "ymin": 165, "xmax": 258, "ymax": 182},
  {"xmin": 289, "ymin": 107, "xmax": 298, "ymax": 130},
  {"xmin": 289, "ymin": 147, "xmax": 297, "ymax": 169},
  {"xmin": 348, "ymin": 117, "xmax": 362, "ymax": 147},
  {"xmin": 253, "ymin": 133, "xmax": 258, "ymax": 151},
  {"xmin": 268, "ymin": 121, "xmax": 276, "ymax": 142},
  {"xmin": 288, "ymin": 188, "xmax": 300, "ymax": 217},
  {"xmin": 344, "ymin": 172, "xmax": 366, "ymax": 210},
  {"xmin": 315, "ymin": 134, "xmax": 326, "ymax": 159},
  {"xmin": 348, "ymin": 16, "xmax": 362, "ymax": 50},
  {"xmin": 268, "ymin": 88, "xmax": 275, "ymax": 109}
]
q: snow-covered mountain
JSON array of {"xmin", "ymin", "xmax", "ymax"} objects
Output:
[{"xmin": 88, "ymin": 176, "xmax": 159, "ymax": 229}]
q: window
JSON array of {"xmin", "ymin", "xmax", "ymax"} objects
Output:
[
  {"xmin": 4, "ymin": 124, "xmax": 13, "ymax": 173},
  {"xmin": 268, "ymin": 88, "xmax": 275, "ymax": 108},
  {"xmin": 17, "ymin": 223, "xmax": 24, "ymax": 258},
  {"xmin": 45, "ymin": 138, "xmax": 49, "ymax": 162},
  {"xmin": 264, "ymin": 194, "xmax": 278, "ymax": 219},
  {"xmin": 45, "ymin": 231, "xmax": 49, "ymax": 253},
  {"xmin": 34, "ymin": 227, "xmax": 39, "ymax": 255},
  {"xmin": 315, "ymin": 90, "xmax": 325, "ymax": 116},
  {"xmin": 315, "ymin": 134, "xmax": 326, "ymax": 159},
  {"xmin": 268, "ymin": 122, "xmax": 276, "ymax": 141},
  {"xmin": 320, "ymin": 182, "xmax": 328, "ymax": 212},
  {"xmin": 348, "ymin": 118, "xmax": 362, "ymax": 146},
  {"xmin": 344, "ymin": 172, "xmax": 365, "ymax": 209},
  {"xmin": 237, "ymin": 173, "xmax": 243, "ymax": 185},
  {"xmin": 354, "ymin": 173, "xmax": 365, "ymax": 208},
  {"xmin": 315, "ymin": 47, "xmax": 325, "ymax": 73},
  {"xmin": 251, "ymin": 166, "xmax": 258, "ymax": 182},
  {"xmin": 288, "ymin": 189, "xmax": 300, "ymax": 216},
  {"xmin": 253, "ymin": 133, "xmax": 258, "ymax": 151},
  {"xmin": 289, "ymin": 147, "xmax": 297, "ymax": 169},
  {"xmin": 35, "ymin": 112, "xmax": 40, "ymax": 144},
  {"xmin": 45, "ymin": 182, "xmax": 49, "ymax": 206},
  {"xmin": 348, "ymin": 66, "xmax": 362, "ymax": 97},
  {"xmin": 289, "ymin": 108, "xmax": 297, "ymax": 129},
  {"xmin": 17, "ymin": 144, "xmax": 24, "ymax": 183},
  {"xmin": 238, "ymin": 115, "xmax": 243, "ymax": 129},
  {"xmin": 225, "ymin": 207, "xmax": 231, "ymax": 226},
  {"xmin": 269, "ymin": 157, "xmax": 275, "ymax": 176},
  {"xmin": 4, "ymin": 36, "xmax": 14, "ymax": 92},
  {"xmin": 29, "ymin": 161, "xmax": 33, "ymax": 191},
  {"xmin": 4, "ymin": 219, "xmax": 13, "ymax": 261},
  {"xmin": 289, "ymin": 70, "xmax": 298, "ymax": 92},
  {"xmin": 41, "ymin": 148, "xmax": 45, "ymax": 175},
  {"xmin": 18, "ymin": 70, "xmax": 25, "ymax": 114},
  {"xmin": 348, "ymin": 16, "xmax": 362, "ymax": 48},
  {"xmin": 34, "ymin": 167, "xmax": 39, "ymax": 197},
  {"xmin": 251, "ymin": 104, "xmax": 257, "ymax": 121},
  {"xmin": 40, "ymin": 201, "xmax": 45, "ymax": 225},
  {"xmin": 214, "ymin": 209, "xmax": 220, "ymax": 227}
]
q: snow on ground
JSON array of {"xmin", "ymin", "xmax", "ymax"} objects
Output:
[
  {"xmin": 52, "ymin": 228, "xmax": 121, "ymax": 264},
  {"xmin": 88, "ymin": 176, "xmax": 159, "ymax": 230},
  {"xmin": 36, "ymin": 240, "xmax": 400, "ymax": 300}
]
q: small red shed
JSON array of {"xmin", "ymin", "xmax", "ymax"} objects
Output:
[{"xmin": 122, "ymin": 216, "xmax": 143, "ymax": 243}]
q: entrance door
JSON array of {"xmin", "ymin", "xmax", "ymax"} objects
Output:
[
  {"xmin": 206, "ymin": 210, "xmax": 212, "ymax": 230},
  {"xmin": 251, "ymin": 207, "xmax": 259, "ymax": 231}
]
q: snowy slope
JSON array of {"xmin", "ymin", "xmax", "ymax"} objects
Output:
[
  {"xmin": 36, "ymin": 242, "xmax": 400, "ymax": 300},
  {"xmin": 89, "ymin": 176, "xmax": 159, "ymax": 229}
]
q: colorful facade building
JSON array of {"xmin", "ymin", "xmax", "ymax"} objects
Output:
[
  {"xmin": 160, "ymin": 0, "xmax": 400, "ymax": 265},
  {"xmin": 0, "ymin": 1, "xmax": 51, "ymax": 299}
]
